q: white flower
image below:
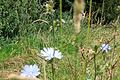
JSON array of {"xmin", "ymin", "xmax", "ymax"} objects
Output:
[
  {"xmin": 41, "ymin": 48, "xmax": 63, "ymax": 60},
  {"xmin": 56, "ymin": 19, "xmax": 65, "ymax": 23},
  {"xmin": 101, "ymin": 44, "xmax": 111, "ymax": 52},
  {"xmin": 20, "ymin": 64, "xmax": 40, "ymax": 78},
  {"xmin": 61, "ymin": 19, "xmax": 65, "ymax": 23}
]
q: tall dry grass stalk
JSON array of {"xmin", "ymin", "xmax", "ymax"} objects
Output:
[{"xmin": 73, "ymin": 0, "xmax": 85, "ymax": 34}]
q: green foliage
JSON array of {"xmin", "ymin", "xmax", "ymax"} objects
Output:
[
  {"xmin": 0, "ymin": 0, "xmax": 120, "ymax": 38},
  {"xmin": 0, "ymin": 0, "xmax": 50, "ymax": 38},
  {"xmin": 90, "ymin": 0, "xmax": 120, "ymax": 23},
  {"xmin": 0, "ymin": 0, "xmax": 120, "ymax": 80},
  {"xmin": 104, "ymin": 0, "xmax": 120, "ymax": 22},
  {"xmin": 54, "ymin": 0, "xmax": 120, "ymax": 23},
  {"xmin": 0, "ymin": 10, "xmax": 120, "ymax": 80}
]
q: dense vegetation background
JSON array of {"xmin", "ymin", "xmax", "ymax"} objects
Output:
[
  {"xmin": 0, "ymin": 0, "xmax": 120, "ymax": 38},
  {"xmin": 0, "ymin": 0, "xmax": 120, "ymax": 80}
]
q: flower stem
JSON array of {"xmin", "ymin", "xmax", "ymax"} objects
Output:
[
  {"xmin": 74, "ymin": 47, "xmax": 78, "ymax": 80},
  {"xmin": 51, "ymin": 59, "xmax": 55, "ymax": 80},
  {"xmin": 94, "ymin": 53, "xmax": 96, "ymax": 80},
  {"xmin": 59, "ymin": 0, "xmax": 62, "ymax": 35},
  {"xmin": 113, "ymin": 25, "xmax": 117, "ymax": 61},
  {"xmin": 43, "ymin": 60, "xmax": 47, "ymax": 80},
  {"xmin": 82, "ymin": 58, "xmax": 87, "ymax": 80},
  {"xmin": 87, "ymin": 0, "xmax": 92, "ymax": 36}
]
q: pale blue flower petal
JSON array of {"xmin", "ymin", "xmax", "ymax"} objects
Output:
[
  {"xmin": 20, "ymin": 64, "xmax": 40, "ymax": 78},
  {"xmin": 101, "ymin": 44, "xmax": 111, "ymax": 53},
  {"xmin": 54, "ymin": 50, "xmax": 63, "ymax": 59},
  {"xmin": 40, "ymin": 47, "xmax": 63, "ymax": 60}
]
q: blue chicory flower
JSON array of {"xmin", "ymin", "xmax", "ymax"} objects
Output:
[
  {"xmin": 20, "ymin": 64, "xmax": 40, "ymax": 78},
  {"xmin": 41, "ymin": 48, "xmax": 63, "ymax": 60},
  {"xmin": 101, "ymin": 44, "xmax": 111, "ymax": 52}
]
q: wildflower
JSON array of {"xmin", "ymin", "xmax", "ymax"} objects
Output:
[
  {"xmin": 20, "ymin": 64, "xmax": 40, "ymax": 78},
  {"xmin": 101, "ymin": 44, "xmax": 111, "ymax": 52},
  {"xmin": 41, "ymin": 48, "xmax": 63, "ymax": 60},
  {"xmin": 61, "ymin": 19, "xmax": 65, "ymax": 23}
]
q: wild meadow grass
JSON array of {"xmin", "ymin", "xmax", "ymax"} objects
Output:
[
  {"xmin": 0, "ymin": 0, "xmax": 120, "ymax": 80},
  {"xmin": 0, "ymin": 14, "xmax": 120, "ymax": 79}
]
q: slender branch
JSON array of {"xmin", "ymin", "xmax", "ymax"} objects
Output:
[
  {"xmin": 59, "ymin": 0, "xmax": 63, "ymax": 35},
  {"xmin": 87, "ymin": 0, "xmax": 92, "ymax": 35},
  {"xmin": 94, "ymin": 53, "xmax": 96, "ymax": 80}
]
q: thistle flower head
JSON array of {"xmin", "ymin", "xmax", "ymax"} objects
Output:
[
  {"xmin": 41, "ymin": 48, "xmax": 63, "ymax": 60},
  {"xmin": 101, "ymin": 44, "xmax": 111, "ymax": 52},
  {"xmin": 20, "ymin": 64, "xmax": 40, "ymax": 78}
]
